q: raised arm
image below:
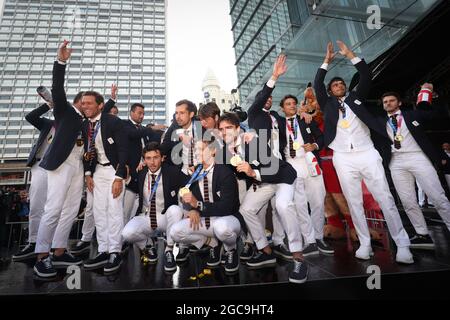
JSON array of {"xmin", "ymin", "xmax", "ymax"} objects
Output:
[
  {"xmin": 248, "ymin": 54, "xmax": 287, "ymax": 125},
  {"xmin": 314, "ymin": 42, "xmax": 336, "ymax": 109},
  {"xmin": 52, "ymin": 40, "xmax": 73, "ymax": 118},
  {"xmin": 25, "ymin": 103, "xmax": 52, "ymax": 131},
  {"xmin": 102, "ymin": 84, "xmax": 117, "ymax": 114}
]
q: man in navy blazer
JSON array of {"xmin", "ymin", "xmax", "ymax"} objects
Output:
[
  {"xmin": 13, "ymin": 103, "xmax": 55, "ymax": 261},
  {"xmin": 33, "ymin": 41, "xmax": 86, "ymax": 278},
  {"xmin": 313, "ymin": 40, "xmax": 413, "ymax": 264},
  {"xmin": 378, "ymin": 87, "xmax": 450, "ymax": 249},
  {"xmin": 122, "ymin": 142, "xmax": 189, "ymax": 272}
]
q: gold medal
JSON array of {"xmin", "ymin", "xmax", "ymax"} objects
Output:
[
  {"xmin": 293, "ymin": 141, "xmax": 301, "ymax": 150},
  {"xmin": 394, "ymin": 134, "xmax": 403, "ymax": 142},
  {"xmin": 230, "ymin": 155, "xmax": 243, "ymax": 167},
  {"xmin": 178, "ymin": 187, "xmax": 190, "ymax": 197},
  {"xmin": 340, "ymin": 119, "xmax": 350, "ymax": 129}
]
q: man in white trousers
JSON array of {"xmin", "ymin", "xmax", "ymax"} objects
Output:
[
  {"xmin": 170, "ymin": 138, "xmax": 244, "ymax": 273},
  {"xmin": 33, "ymin": 41, "xmax": 86, "ymax": 278},
  {"xmin": 81, "ymin": 90, "xmax": 128, "ymax": 275},
  {"xmin": 379, "ymin": 88, "xmax": 450, "ymax": 249},
  {"xmin": 313, "ymin": 40, "xmax": 413, "ymax": 264},
  {"xmin": 13, "ymin": 102, "xmax": 55, "ymax": 261},
  {"xmin": 278, "ymin": 94, "xmax": 334, "ymax": 255},
  {"xmin": 122, "ymin": 142, "xmax": 188, "ymax": 272}
]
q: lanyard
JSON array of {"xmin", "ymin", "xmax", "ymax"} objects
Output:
[
  {"xmin": 388, "ymin": 114, "xmax": 403, "ymax": 135},
  {"xmin": 339, "ymin": 101, "xmax": 347, "ymax": 119},
  {"xmin": 185, "ymin": 164, "xmax": 210, "ymax": 188},
  {"xmin": 286, "ymin": 117, "xmax": 299, "ymax": 141},
  {"xmin": 87, "ymin": 121, "xmax": 101, "ymax": 150},
  {"xmin": 147, "ymin": 172, "xmax": 162, "ymax": 202}
]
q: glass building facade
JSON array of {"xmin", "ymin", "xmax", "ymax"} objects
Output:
[
  {"xmin": 230, "ymin": 0, "xmax": 442, "ymax": 111},
  {"xmin": 0, "ymin": 0, "xmax": 167, "ymax": 160}
]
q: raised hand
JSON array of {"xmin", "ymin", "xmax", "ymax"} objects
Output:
[
  {"xmin": 57, "ymin": 40, "xmax": 73, "ymax": 62},
  {"xmin": 272, "ymin": 54, "xmax": 288, "ymax": 80},
  {"xmin": 110, "ymin": 83, "xmax": 118, "ymax": 100},
  {"xmin": 336, "ymin": 40, "xmax": 355, "ymax": 60},
  {"xmin": 324, "ymin": 42, "xmax": 337, "ymax": 64}
]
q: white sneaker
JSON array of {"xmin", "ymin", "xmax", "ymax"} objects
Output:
[
  {"xmin": 355, "ymin": 246, "xmax": 374, "ymax": 260},
  {"xmin": 396, "ymin": 247, "xmax": 414, "ymax": 264}
]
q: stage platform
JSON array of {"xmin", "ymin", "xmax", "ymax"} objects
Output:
[{"xmin": 0, "ymin": 211, "xmax": 449, "ymax": 300}]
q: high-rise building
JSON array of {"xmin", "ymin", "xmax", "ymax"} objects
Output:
[
  {"xmin": 229, "ymin": 0, "xmax": 443, "ymax": 111},
  {"xmin": 0, "ymin": 0, "xmax": 167, "ymax": 166}
]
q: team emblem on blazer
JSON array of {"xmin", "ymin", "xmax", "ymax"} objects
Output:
[
  {"xmin": 171, "ymin": 190, "xmax": 176, "ymax": 197},
  {"xmin": 354, "ymin": 99, "xmax": 361, "ymax": 105},
  {"xmin": 216, "ymin": 191, "xmax": 221, "ymax": 197},
  {"xmin": 306, "ymin": 127, "xmax": 311, "ymax": 134},
  {"xmin": 412, "ymin": 121, "xmax": 420, "ymax": 126},
  {"xmin": 107, "ymin": 137, "xmax": 114, "ymax": 144}
]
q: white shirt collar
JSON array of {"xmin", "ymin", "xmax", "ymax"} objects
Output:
[
  {"xmin": 130, "ymin": 119, "xmax": 139, "ymax": 126},
  {"xmin": 89, "ymin": 113, "xmax": 101, "ymax": 122},
  {"xmin": 388, "ymin": 109, "xmax": 401, "ymax": 117},
  {"xmin": 203, "ymin": 162, "xmax": 215, "ymax": 173},
  {"xmin": 148, "ymin": 167, "xmax": 162, "ymax": 177}
]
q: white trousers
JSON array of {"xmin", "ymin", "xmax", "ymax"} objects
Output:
[
  {"xmin": 123, "ymin": 188, "xmax": 139, "ymax": 225},
  {"xmin": 240, "ymin": 183, "xmax": 303, "ymax": 252},
  {"xmin": 93, "ymin": 165, "xmax": 125, "ymax": 253},
  {"xmin": 35, "ymin": 156, "xmax": 84, "ymax": 253},
  {"xmin": 81, "ymin": 190, "xmax": 95, "ymax": 242},
  {"xmin": 170, "ymin": 214, "xmax": 241, "ymax": 251},
  {"xmin": 122, "ymin": 205, "xmax": 183, "ymax": 249},
  {"xmin": 390, "ymin": 151, "xmax": 450, "ymax": 233},
  {"xmin": 445, "ymin": 174, "xmax": 450, "ymax": 192},
  {"xmin": 333, "ymin": 148, "xmax": 410, "ymax": 248},
  {"xmin": 28, "ymin": 163, "xmax": 48, "ymax": 243},
  {"xmin": 417, "ymin": 181, "xmax": 433, "ymax": 206}
]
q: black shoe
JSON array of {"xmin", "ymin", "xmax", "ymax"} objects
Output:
[
  {"xmin": 121, "ymin": 243, "xmax": 130, "ymax": 254},
  {"xmin": 189, "ymin": 244, "xmax": 199, "ymax": 253},
  {"xmin": 52, "ymin": 250, "xmax": 83, "ymax": 268},
  {"xmin": 239, "ymin": 242, "xmax": 254, "ymax": 261},
  {"xmin": 83, "ymin": 252, "xmax": 109, "ymax": 270},
  {"xmin": 207, "ymin": 245, "xmax": 221, "ymax": 267},
  {"xmin": 70, "ymin": 241, "xmax": 91, "ymax": 255},
  {"xmin": 273, "ymin": 243, "xmax": 293, "ymax": 261},
  {"xmin": 302, "ymin": 243, "xmax": 319, "ymax": 256},
  {"xmin": 140, "ymin": 247, "xmax": 157, "ymax": 264},
  {"xmin": 33, "ymin": 256, "xmax": 57, "ymax": 278},
  {"xmin": 246, "ymin": 250, "xmax": 277, "ymax": 268},
  {"xmin": 13, "ymin": 243, "xmax": 36, "ymax": 261},
  {"xmin": 410, "ymin": 234, "xmax": 435, "ymax": 250},
  {"xmin": 224, "ymin": 249, "xmax": 239, "ymax": 273},
  {"xmin": 176, "ymin": 246, "xmax": 190, "ymax": 263},
  {"xmin": 104, "ymin": 253, "xmax": 122, "ymax": 274},
  {"xmin": 164, "ymin": 250, "xmax": 177, "ymax": 272},
  {"xmin": 316, "ymin": 239, "xmax": 334, "ymax": 254},
  {"xmin": 289, "ymin": 259, "xmax": 308, "ymax": 284}
]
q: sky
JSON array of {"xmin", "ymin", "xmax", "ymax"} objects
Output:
[{"xmin": 166, "ymin": 0, "xmax": 238, "ymax": 117}]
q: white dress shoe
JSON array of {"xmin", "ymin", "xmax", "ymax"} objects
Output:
[
  {"xmin": 396, "ymin": 247, "xmax": 414, "ymax": 264},
  {"xmin": 355, "ymin": 246, "xmax": 374, "ymax": 260}
]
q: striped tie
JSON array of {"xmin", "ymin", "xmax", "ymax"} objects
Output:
[
  {"xmin": 203, "ymin": 175, "xmax": 210, "ymax": 229},
  {"xmin": 289, "ymin": 117, "xmax": 296, "ymax": 158},
  {"xmin": 149, "ymin": 174, "xmax": 157, "ymax": 229},
  {"xmin": 87, "ymin": 121, "xmax": 97, "ymax": 160}
]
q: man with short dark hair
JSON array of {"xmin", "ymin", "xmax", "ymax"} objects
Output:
[
  {"xmin": 161, "ymin": 99, "xmax": 201, "ymax": 170},
  {"xmin": 121, "ymin": 142, "xmax": 188, "ymax": 270},
  {"xmin": 378, "ymin": 86, "xmax": 450, "ymax": 248},
  {"xmin": 314, "ymin": 40, "xmax": 413, "ymax": 264},
  {"xmin": 81, "ymin": 90, "xmax": 128, "ymax": 275},
  {"xmin": 33, "ymin": 41, "xmax": 86, "ymax": 278},
  {"xmin": 121, "ymin": 102, "xmax": 165, "ymax": 225}
]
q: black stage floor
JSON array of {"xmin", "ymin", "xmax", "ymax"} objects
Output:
[{"xmin": 1, "ymin": 210, "xmax": 449, "ymax": 300}]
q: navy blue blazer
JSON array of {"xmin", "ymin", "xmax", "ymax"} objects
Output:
[{"xmin": 25, "ymin": 103, "xmax": 54, "ymax": 167}]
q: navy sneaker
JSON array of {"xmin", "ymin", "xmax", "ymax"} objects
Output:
[
  {"xmin": 224, "ymin": 249, "xmax": 239, "ymax": 273},
  {"xmin": 164, "ymin": 250, "xmax": 177, "ymax": 272},
  {"xmin": 302, "ymin": 243, "xmax": 319, "ymax": 256},
  {"xmin": 33, "ymin": 256, "xmax": 57, "ymax": 278},
  {"xmin": 246, "ymin": 250, "xmax": 276, "ymax": 268},
  {"xmin": 239, "ymin": 242, "xmax": 255, "ymax": 261},
  {"xmin": 206, "ymin": 246, "xmax": 221, "ymax": 267},
  {"xmin": 289, "ymin": 259, "xmax": 308, "ymax": 284},
  {"xmin": 273, "ymin": 243, "xmax": 292, "ymax": 261},
  {"xmin": 176, "ymin": 246, "xmax": 190, "ymax": 263},
  {"xmin": 13, "ymin": 243, "xmax": 36, "ymax": 261},
  {"xmin": 52, "ymin": 250, "xmax": 83, "ymax": 268},
  {"xmin": 83, "ymin": 252, "xmax": 109, "ymax": 270},
  {"xmin": 104, "ymin": 253, "xmax": 122, "ymax": 274},
  {"xmin": 316, "ymin": 239, "xmax": 334, "ymax": 254},
  {"xmin": 70, "ymin": 241, "xmax": 91, "ymax": 255},
  {"xmin": 410, "ymin": 234, "xmax": 435, "ymax": 249}
]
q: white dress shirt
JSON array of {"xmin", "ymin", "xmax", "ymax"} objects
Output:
[
  {"xmin": 284, "ymin": 116, "xmax": 306, "ymax": 159},
  {"xmin": 143, "ymin": 167, "xmax": 164, "ymax": 215},
  {"xmin": 130, "ymin": 119, "xmax": 146, "ymax": 149}
]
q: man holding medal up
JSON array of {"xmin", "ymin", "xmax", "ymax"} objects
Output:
[
  {"xmin": 380, "ymin": 86, "xmax": 450, "ymax": 249},
  {"xmin": 314, "ymin": 40, "xmax": 413, "ymax": 264},
  {"xmin": 170, "ymin": 137, "xmax": 244, "ymax": 273}
]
